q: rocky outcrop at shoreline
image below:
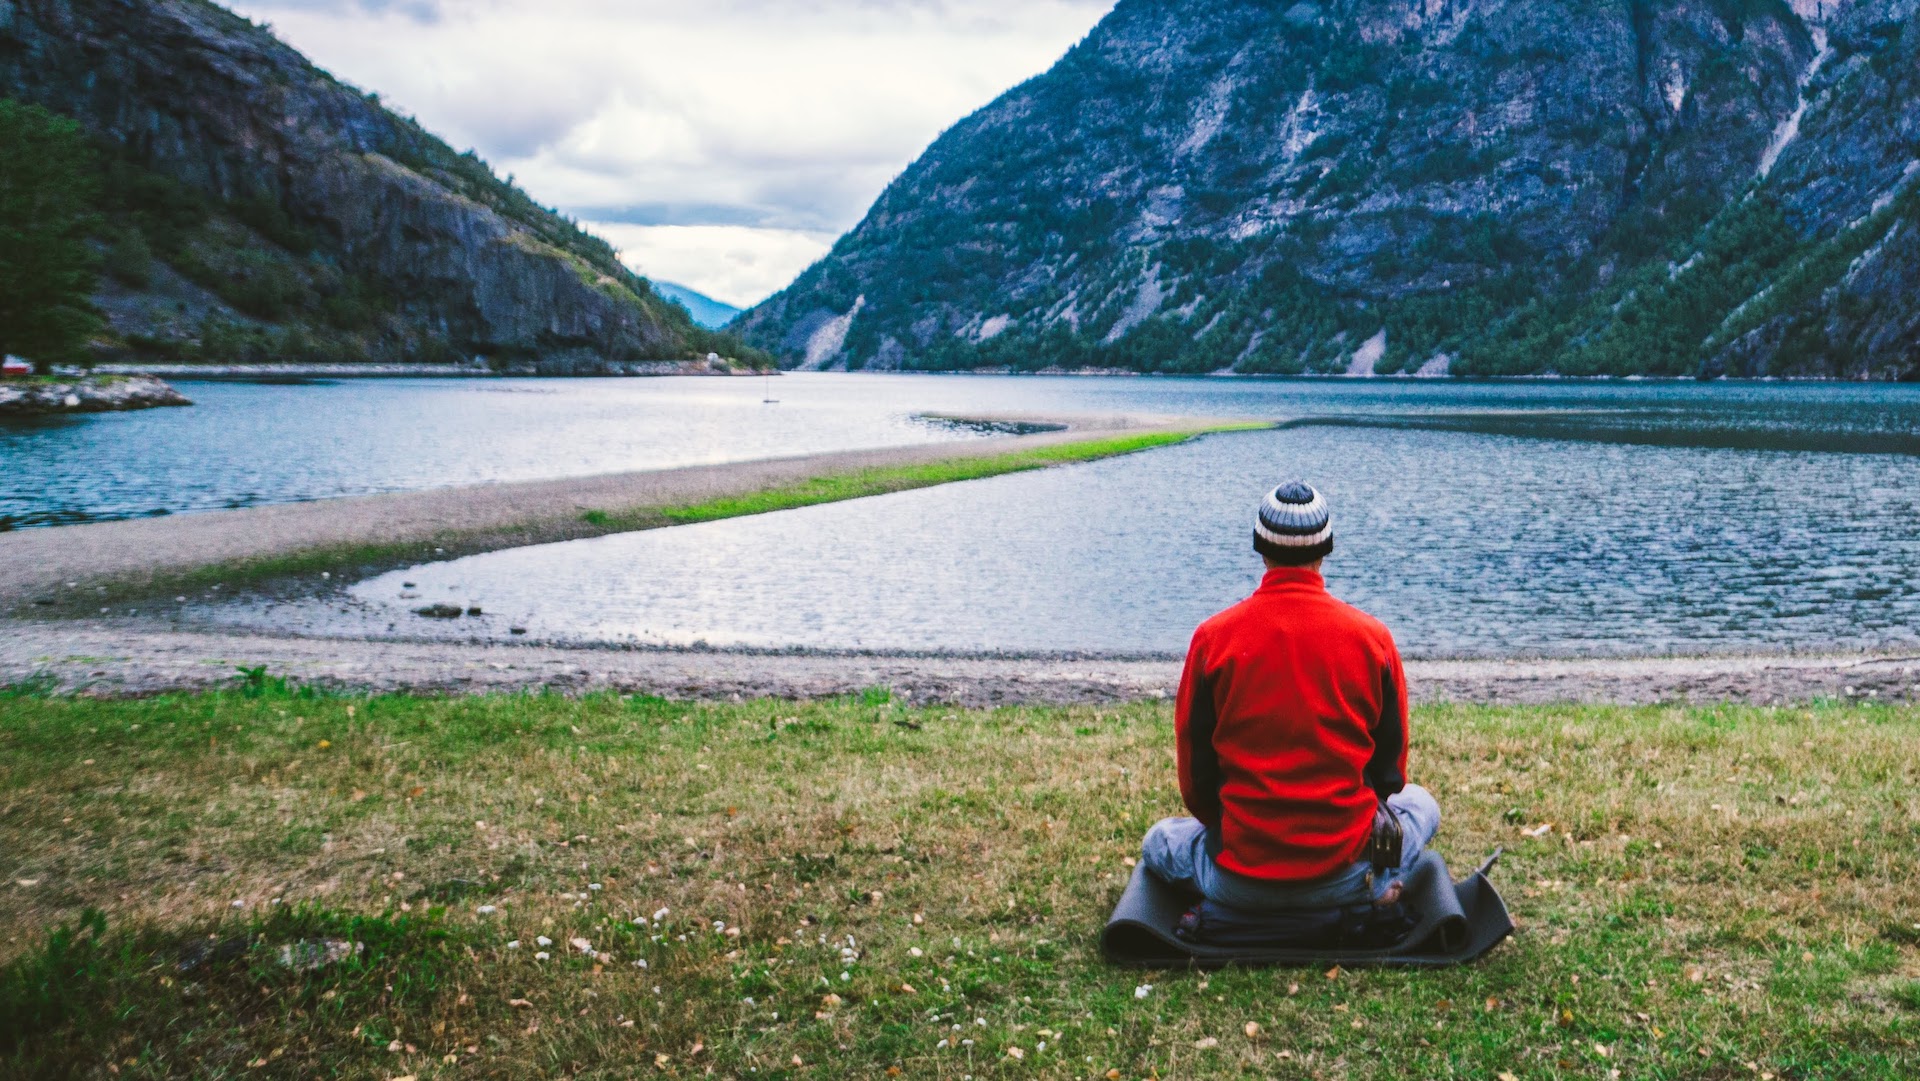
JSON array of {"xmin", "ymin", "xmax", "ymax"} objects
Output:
[{"xmin": 0, "ymin": 375, "xmax": 192, "ymax": 416}]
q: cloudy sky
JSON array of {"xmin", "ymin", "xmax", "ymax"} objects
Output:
[{"xmin": 228, "ymin": 0, "xmax": 1115, "ymax": 308}]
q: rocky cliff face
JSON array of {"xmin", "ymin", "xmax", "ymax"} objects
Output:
[
  {"xmin": 0, "ymin": 0, "xmax": 761, "ymax": 372},
  {"xmin": 737, "ymin": 0, "xmax": 1920, "ymax": 379}
]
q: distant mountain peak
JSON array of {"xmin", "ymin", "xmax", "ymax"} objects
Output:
[{"xmin": 652, "ymin": 282, "xmax": 744, "ymax": 329}]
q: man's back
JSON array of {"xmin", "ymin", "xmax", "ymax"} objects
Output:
[{"xmin": 1176, "ymin": 565, "xmax": 1409, "ymax": 882}]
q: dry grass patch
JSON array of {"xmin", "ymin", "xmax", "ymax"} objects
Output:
[{"xmin": 0, "ymin": 685, "xmax": 1916, "ymax": 1078}]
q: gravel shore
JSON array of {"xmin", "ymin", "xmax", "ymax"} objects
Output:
[{"xmin": 6, "ymin": 621, "xmax": 1915, "ymax": 705}]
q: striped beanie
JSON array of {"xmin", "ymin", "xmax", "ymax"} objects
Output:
[{"xmin": 1253, "ymin": 482, "xmax": 1334, "ymax": 565}]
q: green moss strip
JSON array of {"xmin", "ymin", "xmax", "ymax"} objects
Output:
[{"xmin": 584, "ymin": 430, "xmax": 1214, "ymax": 532}]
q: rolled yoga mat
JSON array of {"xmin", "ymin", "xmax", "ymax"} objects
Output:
[{"xmin": 1100, "ymin": 849, "xmax": 1513, "ymax": 969}]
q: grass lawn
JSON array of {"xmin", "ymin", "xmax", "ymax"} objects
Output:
[{"xmin": 1, "ymin": 685, "xmax": 1916, "ymax": 1078}]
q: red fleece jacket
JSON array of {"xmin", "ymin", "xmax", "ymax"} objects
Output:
[{"xmin": 1175, "ymin": 566, "xmax": 1410, "ymax": 882}]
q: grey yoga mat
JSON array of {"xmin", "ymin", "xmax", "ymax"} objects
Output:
[{"xmin": 1100, "ymin": 849, "xmax": 1514, "ymax": 969}]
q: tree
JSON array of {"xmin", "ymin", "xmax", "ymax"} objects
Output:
[{"xmin": 0, "ymin": 99, "xmax": 101, "ymax": 370}]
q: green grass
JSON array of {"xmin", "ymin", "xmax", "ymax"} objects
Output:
[
  {"xmin": 1, "ymin": 689, "xmax": 1916, "ymax": 1078},
  {"xmin": 590, "ymin": 430, "xmax": 1218, "ymax": 531},
  {"xmin": 3, "ymin": 373, "xmax": 130, "ymax": 387},
  {"xmin": 22, "ymin": 427, "xmax": 1244, "ymax": 613}
]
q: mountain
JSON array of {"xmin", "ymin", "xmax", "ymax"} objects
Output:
[
  {"xmin": 0, "ymin": 0, "xmax": 768, "ymax": 373},
  {"xmin": 736, "ymin": 0, "xmax": 1920, "ymax": 380},
  {"xmin": 653, "ymin": 281, "xmax": 744, "ymax": 329}
]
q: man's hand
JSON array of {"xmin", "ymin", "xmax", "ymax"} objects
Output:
[{"xmin": 1366, "ymin": 802, "xmax": 1404, "ymax": 875}]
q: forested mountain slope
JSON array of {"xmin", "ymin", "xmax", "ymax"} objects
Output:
[
  {"xmin": 738, "ymin": 0, "xmax": 1919, "ymax": 379},
  {"xmin": 0, "ymin": 0, "xmax": 762, "ymax": 372}
]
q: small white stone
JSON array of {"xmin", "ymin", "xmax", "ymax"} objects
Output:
[{"xmin": 476, "ymin": 905, "xmax": 497, "ymax": 915}]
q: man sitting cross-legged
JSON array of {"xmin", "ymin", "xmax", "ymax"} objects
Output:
[{"xmin": 1141, "ymin": 482, "xmax": 1441, "ymax": 918}]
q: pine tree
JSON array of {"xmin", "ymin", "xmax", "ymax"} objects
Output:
[{"xmin": 0, "ymin": 99, "xmax": 101, "ymax": 370}]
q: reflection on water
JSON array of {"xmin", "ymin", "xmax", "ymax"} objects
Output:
[
  {"xmin": 206, "ymin": 424, "xmax": 1920, "ymax": 659},
  {"xmin": 4, "ymin": 374, "xmax": 1918, "ymax": 530}
]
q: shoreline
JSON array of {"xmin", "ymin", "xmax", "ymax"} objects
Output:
[
  {"xmin": 80, "ymin": 359, "xmax": 776, "ymax": 380},
  {"xmin": 137, "ymin": 599, "xmax": 1920, "ymax": 667},
  {"xmin": 62, "ymin": 362, "xmax": 1909, "ymax": 384},
  {"xmin": 0, "ymin": 414, "xmax": 1253, "ymax": 608},
  {"xmin": 5, "ymin": 620, "xmax": 1915, "ymax": 704}
]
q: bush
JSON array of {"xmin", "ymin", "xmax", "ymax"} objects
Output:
[
  {"xmin": 219, "ymin": 250, "xmax": 308, "ymax": 321},
  {"xmin": 197, "ymin": 316, "xmax": 274, "ymax": 363},
  {"xmin": 103, "ymin": 227, "xmax": 155, "ymax": 287}
]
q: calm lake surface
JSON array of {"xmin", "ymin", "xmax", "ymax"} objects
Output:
[
  {"xmin": 6, "ymin": 374, "xmax": 1920, "ymax": 530},
  {"xmin": 169, "ymin": 375, "xmax": 1920, "ymax": 659},
  {"xmin": 0, "ymin": 376, "xmax": 996, "ymax": 529}
]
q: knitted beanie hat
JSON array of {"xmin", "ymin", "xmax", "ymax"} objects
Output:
[{"xmin": 1253, "ymin": 482, "xmax": 1334, "ymax": 565}]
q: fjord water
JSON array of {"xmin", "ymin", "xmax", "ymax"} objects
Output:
[
  {"xmin": 0, "ymin": 376, "xmax": 994, "ymax": 530},
  {"xmin": 187, "ymin": 376, "xmax": 1920, "ymax": 659},
  {"xmin": 4, "ymin": 373, "xmax": 1918, "ymax": 529}
]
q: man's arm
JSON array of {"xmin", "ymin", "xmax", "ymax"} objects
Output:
[
  {"xmin": 1363, "ymin": 638, "xmax": 1409, "ymax": 800},
  {"xmin": 1175, "ymin": 631, "xmax": 1224, "ymax": 830}
]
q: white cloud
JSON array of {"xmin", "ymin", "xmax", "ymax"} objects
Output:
[
  {"xmin": 590, "ymin": 224, "xmax": 836, "ymax": 310},
  {"xmin": 230, "ymin": 0, "xmax": 1114, "ymax": 305}
]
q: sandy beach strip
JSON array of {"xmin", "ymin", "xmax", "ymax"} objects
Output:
[
  {"xmin": 0, "ymin": 412, "xmax": 1242, "ymax": 606},
  {"xmin": 4, "ymin": 621, "xmax": 1916, "ymax": 706}
]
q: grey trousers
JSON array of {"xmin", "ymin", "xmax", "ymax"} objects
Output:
[{"xmin": 1140, "ymin": 785, "xmax": 1442, "ymax": 910}]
